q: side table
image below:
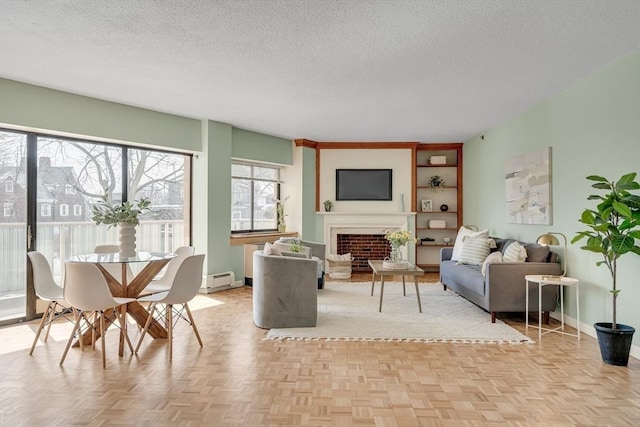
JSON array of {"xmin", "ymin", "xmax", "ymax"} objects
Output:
[{"xmin": 525, "ymin": 274, "xmax": 580, "ymax": 341}]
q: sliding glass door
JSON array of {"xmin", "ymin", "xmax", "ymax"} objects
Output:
[
  {"xmin": 0, "ymin": 131, "xmax": 28, "ymax": 321},
  {"xmin": 0, "ymin": 129, "xmax": 190, "ymax": 324}
]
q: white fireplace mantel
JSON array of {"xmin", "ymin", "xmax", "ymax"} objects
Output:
[{"xmin": 318, "ymin": 211, "xmax": 416, "ymax": 257}]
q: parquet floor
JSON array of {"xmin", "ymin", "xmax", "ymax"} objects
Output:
[{"xmin": 1, "ymin": 273, "xmax": 638, "ymax": 426}]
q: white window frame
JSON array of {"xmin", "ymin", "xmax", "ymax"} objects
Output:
[
  {"xmin": 73, "ymin": 204, "xmax": 82, "ymax": 216},
  {"xmin": 3, "ymin": 203, "xmax": 13, "ymax": 217},
  {"xmin": 41, "ymin": 203, "xmax": 52, "ymax": 217},
  {"xmin": 60, "ymin": 204, "xmax": 69, "ymax": 217},
  {"xmin": 231, "ymin": 161, "xmax": 282, "ymax": 233},
  {"xmin": 5, "ymin": 179, "xmax": 14, "ymax": 193}
]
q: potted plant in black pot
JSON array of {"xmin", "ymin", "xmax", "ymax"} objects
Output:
[{"xmin": 571, "ymin": 172, "xmax": 640, "ymax": 366}]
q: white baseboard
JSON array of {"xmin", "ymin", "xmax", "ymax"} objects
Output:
[{"xmin": 550, "ymin": 312, "xmax": 639, "ymax": 361}]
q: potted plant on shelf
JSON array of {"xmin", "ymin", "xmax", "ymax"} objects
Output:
[
  {"xmin": 92, "ymin": 195, "xmax": 151, "ymax": 257},
  {"xmin": 428, "ymin": 175, "xmax": 446, "ymax": 192},
  {"xmin": 571, "ymin": 172, "xmax": 640, "ymax": 366},
  {"xmin": 276, "ymin": 196, "xmax": 289, "ymax": 233},
  {"xmin": 323, "ymin": 200, "xmax": 333, "ymax": 212}
]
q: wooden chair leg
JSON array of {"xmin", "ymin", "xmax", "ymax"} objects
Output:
[
  {"xmin": 60, "ymin": 309, "xmax": 81, "ymax": 366},
  {"xmin": 29, "ymin": 302, "xmax": 53, "ymax": 355},
  {"xmin": 115, "ymin": 308, "xmax": 134, "ymax": 354},
  {"xmin": 100, "ymin": 313, "xmax": 106, "ymax": 369},
  {"xmin": 184, "ymin": 303, "xmax": 203, "ymax": 347},
  {"xmin": 135, "ymin": 304, "xmax": 156, "ymax": 353},
  {"xmin": 167, "ymin": 304, "xmax": 173, "ymax": 362}
]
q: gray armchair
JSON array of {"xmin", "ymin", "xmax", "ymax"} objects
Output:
[
  {"xmin": 275, "ymin": 238, "xmax": 326, "ymax": 289},
  {"xmin": 252, "ymin": 251, "xmax": 318, "ymax": 329}
]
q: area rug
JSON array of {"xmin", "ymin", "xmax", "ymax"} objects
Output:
[{"xmin": 266, "ymin": 281, "xmax": 534, "ymax": 344}]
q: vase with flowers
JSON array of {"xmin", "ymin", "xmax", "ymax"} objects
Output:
[
  {"xmin": 276, "ymin": 196, "xmax": 289, "ymax": 232},
  {"xmin": 92, "ymin": 195, "xmax": 151, "ymax": 257},
  {"xmin": 383, "ymin": 229, "xmax": 416, "ymax": 269}
]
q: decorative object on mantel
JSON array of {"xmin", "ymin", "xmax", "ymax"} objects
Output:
[
  {"xmin": 92, "ymin": 194, "xmax": 151, "ymax": 257},
  {"xmin": 428, "ymin": 175, "xmax": 446, "ymax": 192},
  {"xmin": 323, "ymin": 200, "xmax": 333, "ymax": 212},
  {"xmin": 383, "ymin": 229, "xmax": 416, "ymax": 269},
  {"xmin": 440, "ymin": 204, "xmax": 449, "ymax": 212},
  {"xmin": 276, "ymin": 196, "xmax": 289, "ymax": 232},
  {"xmin": 571, "ymin": 172, "xmax": 640, "ymax": 366}
]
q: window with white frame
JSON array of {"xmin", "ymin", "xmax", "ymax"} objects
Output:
[
  {"xmin": 231, "ymin": 162, "xmax": 281, "ymax": 232},
  {"xmin": 60, "ymin": 204, "xmax": 69, "ymax": 216},
  {"xmin": 5, "ymin": 179, "xmax": 14, "ymax": 193},
  {"xmin": 73, "ymin": 204, "xmax": 82, "ymax": 216},
  {"xmin": 3, "ymin": 203, "xmax": 13, "ymax": 217},
  {"xmin": 41, "ymin": 203, "xmax": 51, "ymax": 217}
]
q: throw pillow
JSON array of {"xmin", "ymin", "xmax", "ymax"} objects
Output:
[
  {"xmin": 523, "ymin": 243, "xmax": 551, "ymax": 263},
  {"xmin": 456, "ymin": 236, "xmax": 495, "ymax": 266},
  {"xmin": 481, "ymin": 251, "xmax": 503, "ymax": 276},
  {"xmin": 263, "ymin": 242, "xmax": 281, "ymax": 256},
  {"xmin": 451, "ymin": 227, "xmax": 489, "ymax": 261},
  {"xmin": 503, "ymin": 241, "xmax": 527, "ymax": 262}
]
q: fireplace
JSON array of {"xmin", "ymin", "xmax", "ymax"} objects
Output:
[
  {"xmin": 319, "ymin": 211, "xmax": 416, "ymax": 272},
  {"xmin": 337, "ymin": 233, "xmax": 391, "ymax": 271}
]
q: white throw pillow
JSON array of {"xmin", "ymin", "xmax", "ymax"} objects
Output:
[
  {"xmin": 451, "ymin": 227, "xmax": 489, "ymax": 261},
  {"xmin": 263, "ymin": 242, "xmax": 281, "ymax": 256},
  {"xmin": 503, "ymin": 241, "xmax": 527, "ymax": 262},
  {"xmin": 327, "ymin": 253, "xmax": 352, "ymax": 261},
  {"xmin": 481, "ymin": 251, "xmax": 503, "ymax": 276},
  {"xmin": 456, "ymin": 236, "xmax": 495, "ymax": 266}
]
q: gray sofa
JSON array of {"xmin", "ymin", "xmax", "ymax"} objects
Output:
[
  {"xmin": 252, "ymin": 251, "xmax": 318, "ymax": 328},
  {"xmin": 440, "ymin": 238, "xmax": 561, "ymax": 323}
]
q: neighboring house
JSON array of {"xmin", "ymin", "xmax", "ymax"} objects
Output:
[{"xmin": 0, "ymin": 157, "xmax": 89, "ymax": 223}]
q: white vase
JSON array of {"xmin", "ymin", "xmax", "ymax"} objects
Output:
[{"xmin": 118, "ymin": 223, "xmax": 137, "ymax": 257}]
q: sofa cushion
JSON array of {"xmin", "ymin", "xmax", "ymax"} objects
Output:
[
  {"xmin": 523, "ymin": 243, "xmax": 551, "ymax": 263},
  {"xmin": 503, "ymin": 241, "xmax": 527, "ymax": 262},
  {"xmin": 481, "ymin": 251, "xmax": 503, "ymax": 276},
  {"xmin": 450, "ymin": 264, "xmax": 485, "ymax": 296},
  {"xmin": 457, "ymin": 236, "xmax": 495, "ymax": 265},
  {"xmin": 451, "ymin": 227, "xmax": 489, "ymax": 261}
]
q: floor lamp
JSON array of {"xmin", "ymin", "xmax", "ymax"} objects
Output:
[{"xmin": 536, "ymin": 232, "xmax": 567, "ymax": 276}]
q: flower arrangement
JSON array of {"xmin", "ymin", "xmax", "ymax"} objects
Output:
[
  {"xmin": 428, "ymin": 175, "xmax": 446, "ymax": 192},
  {"xmin": 384, "ymin": 229, "xmax": 416, "ymax": 247},
  {"xmin": 276, "ymin": 196, "xmax": 289, "ymax": 226},
  {"xmin": 92, "ymin": 195, "xmax": 151, "ymax": 228}
]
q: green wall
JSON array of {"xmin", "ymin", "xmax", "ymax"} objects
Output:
[
  {"xmin": 301, "ymin": 146, "xmax": 319, "ymax": 240},
  {"xmin": 0, "ymin": 78, "xmax": 201, "ymax": 151},
  {"xmin": 232, "ymin": 128, "xmax": 293, "ymax": 165},
  {"xmin": 464, "ymin": 52, "xmax": 640, "ymax": 349}
]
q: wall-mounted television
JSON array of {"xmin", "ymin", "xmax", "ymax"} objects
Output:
[{"xmin": 335, "ymin": 169, "xmax": 392, "ymax": 201}]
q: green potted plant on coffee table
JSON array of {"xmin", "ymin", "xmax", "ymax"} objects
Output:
[{"xmin": 571, "ymin": 172, "xmax": 640, "ymax": 366}]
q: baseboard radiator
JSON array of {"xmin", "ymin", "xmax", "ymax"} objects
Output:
[{"xmin": 199, "ymin": 271, "xmax": 242, "ymax": 294}]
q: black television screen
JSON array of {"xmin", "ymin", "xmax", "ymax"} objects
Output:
[{"xmin": 335, "ymin": 169, "xmax": 392, "ymax": 201}]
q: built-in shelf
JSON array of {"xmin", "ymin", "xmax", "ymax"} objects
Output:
[
  {"xmin": 414, "ymin": 143, "xmax": 463, "ymax": 272},
  {"xmin": 317, "ymin": 211, "xmax": 416, "ymax": 216}
]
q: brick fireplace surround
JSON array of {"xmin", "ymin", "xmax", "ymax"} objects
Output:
[
  {"xmin": 319, "ymin": 211, "xmax": 416, "ymax": 272},
  {"xmin": 337, "ymin": 234, "xmax": 391, "ymax": 271}
]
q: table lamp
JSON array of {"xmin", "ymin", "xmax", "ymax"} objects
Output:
[{"xmin": 536, "ymin": 232, "xmax": 567, "ymax": 276}]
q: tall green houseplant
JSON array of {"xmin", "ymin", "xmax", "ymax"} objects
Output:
[{"xmin": 571, "ymin": 173, "xmax": 640, "ymax": 329}]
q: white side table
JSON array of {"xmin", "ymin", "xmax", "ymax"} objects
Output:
[{"xmin": 525, "ymin": 274, "xmax": 580, "ymax": 341}]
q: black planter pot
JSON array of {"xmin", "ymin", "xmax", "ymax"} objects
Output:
[{"xmin": 594, "ymin": 322, "xmax": 635, "ymax": 366}]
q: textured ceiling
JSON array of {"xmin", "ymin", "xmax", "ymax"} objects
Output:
[{"xmin": 0, "ymin": 1, "xmax": 638, "ymax": 142}]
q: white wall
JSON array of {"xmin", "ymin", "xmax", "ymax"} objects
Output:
[{"xmin": 318, "ymin": 148, "xmax": 413, "ymax": 213}]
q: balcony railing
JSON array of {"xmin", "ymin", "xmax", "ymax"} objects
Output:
[{"xmin": 0, "ymin": 220, "xmax": 185, "ymax": 321}]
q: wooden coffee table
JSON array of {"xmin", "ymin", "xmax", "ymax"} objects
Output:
[{"xmin": 368, "ymin": 260, "xmax": 424, "ymax": 313}]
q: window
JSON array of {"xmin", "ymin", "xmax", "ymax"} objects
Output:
[
  {"xmin": 231, "ymin": 162, "xmax": 281, "ymax": 232},
  {"xmin": 3, "ymin": 203, "xmax": 13, "ymax": 217},
  {"xmin": 60, "ymin": 204, "xmax": 69, "ymax": 216},
  {"xmin": 41, "ymin": 203, "xmax": 51, "ymax": 217},
  {"xmin": 73, "ymin": 204, "xmax": 82, "ymax": 216},
  {"xmin": 5, "ymin": 179, "xmax": 14, "ymax": 193},
  {"xmin": 65, "ymin": 185, "xmax": 75, "ymax": 194}
]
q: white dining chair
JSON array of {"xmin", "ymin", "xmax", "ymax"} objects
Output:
[
  {"xmin": 60, "ymin": 262, "xmax": 136, "ymax": 368},
  {"xmin": 142, "ymin": 246, "xmax": 195, "ymax": 295},
  {"xmin": 135, "ymin": 254, "xmax": 205, "ymax": 361},
  {"xmin": 27, "ymin": 251, "xmax": 72, "ymax": 355},
  {"xmin": 93, "ymin": 244, "xmax": 135, "ymax": 285}
]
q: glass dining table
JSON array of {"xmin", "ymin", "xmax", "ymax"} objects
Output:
[{"xmin": 67, "ymin": 251, "xmax": 176, "ymax": 356}]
